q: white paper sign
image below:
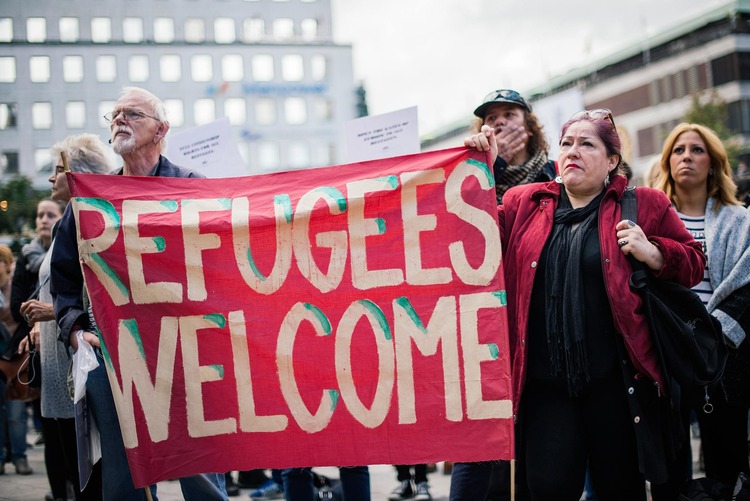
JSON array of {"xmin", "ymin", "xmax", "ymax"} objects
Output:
[
  {"xmin": 344, "ymin": 106, "xmax": 420, "ymax": 163},
  {"xmin": 166, "ymin": 117, "xmax": 247, "ymax": 178}
]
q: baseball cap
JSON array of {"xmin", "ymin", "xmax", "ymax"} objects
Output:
[{"xmin": 473, "ymin": 89, "xmax": 531, "ymax": 118}]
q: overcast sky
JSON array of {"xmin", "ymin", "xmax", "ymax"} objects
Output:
[{"xmin": 330, "ymin": 0, "xmax": 729, "ymax": 137}]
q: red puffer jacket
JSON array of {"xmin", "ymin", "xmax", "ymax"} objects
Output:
[{"xmin": 499, "ymin": 175, "xmax": 705, "ymax": 417}]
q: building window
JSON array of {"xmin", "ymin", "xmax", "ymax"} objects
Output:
[
  {"xmin": 129, "ymin": 55, "xmax": 149, "ymax": 82},
  {"xmin": 311, "ymin": 55, "xmax": 326, "ymax": 81},
  {"xmin": 154, "ymin": 18, "xmax": 174, "ymax": 43},
  {"xmin": 0, "ymin": 57, "xmax": 15, "ymax": 82},
  {"xmin": 0, "ymin": 103, "xmax": 17, "ymax": 129},
  {"xmin": 258, "ymin": 141, "xmax": 280, "ymax": 170},
  {"xmin": 91, "ymin": 18, "xmax": 112, "ymax": 43},
  {"xmin": 0, "ymin": 18, "xmax": 13, "ymax": 42},
  {"xmin": 27, "ymin": 18, "xmax": 46, "ymax": 43},
  {"xmin": 738, "ymin": 52, "xmax": 750, "ymax": 81},
  {"xmin": 63, "ymin": 56, "xmax": 84, "ymax": 82},
  {"xmin": 191, "ymin": 55, "xmax": 213, "ymax": 82},
  {"xmin": 711, "ymin": 54, "xmax": 737, "ymax": 87},
  {"xmin": 0, "ymin": 151, "xmax": 19, "ymax": 175},
  {"xmin": 313, "ymin": 142, "xmax": 333, "ymax": 166},
  {"xmin": 215, "ymin": 18, "xmax": 236, "ymax": 44},
  {"xmin": 185, "ymin": 19, "xmax": 205, "ymax": 43},
  {"xmin": 30, "ymin": 56, "xmax": 51, "ymax": 83},
  {"xmin": 96, "ymin": 55, "xmax": 117, "ymax": 82},
  {"xmin": 164, "ymin": 99, "xmax": 184, "ymax": 127},
  {"xmin": 35, "ymin": 148, "xmax": 52, "ymax": 173},
  {"xmin": 222, "ymin": 55, "xmax": 243, "ymax": 82},
  {"xmin": 237, "ymin": 142, "xmax": 251, "ymax": 166},
  {"xmin": 99, "ymin": 101, "xmax": 116, "ymax": 128},
  {"xmin": 32, "ymin": 102, "xmax": 52, "ymax": 129},
  {"xmin": 252, "ymin": 55, "xmax": 274, "ymax": 81},
  {"xmin": 59, "ymin": 18, "xmax": 78, "ymax": 42},
  {"xmin": 300, "ymin": 19, "xmax": 317, "ymax": 40},
  {"xmin": 660, "ymin": 76, "xmax": 673, "ymax": 102},
  {"xmin": 272, "ymin": 19, "xmax": 294, "ymax": 40},
  {"xmin": 673, "ymin": 72, "xmax": 686, "ymax": 99},
  {"xmin": 123, "ymin": 18, "xmax": 144, "ymax": 43},
  {"xmin": 288, "ymin": 141, "xmax": 309, "ymax": 168},
  {"xmin": 225, "ymin": 98, "xmax": 247, "ymax": 125},
  {"xmin": 686, "ymin": 66, "xmax": 699, "ymax": 94},
  {"xmin": 727, "ymin": 99, "xmax": 750, "ymax": 134},
  {"xmin": 160, "ymin": 55, "xmax": 181, "ymax": 82},
  {"xmin": 66, "ymin": 101, "xmax": 86, "ymax": 128},
  {"xmin": 255, "ymin": 98, "xmax": 276, "ymax": 125},
  {"xmin": 284, "ymin": 97, "xmax": 306, "ymax": 125},
  {"xmin": 194, "ymin": 99, "xmax": 216, "ymax": 125},
  {"xmin": 281, "ymin": 55, "xmax": 303, "ymax": 81},
  {"xmin": 243, "ymin": 18, "xmax": 264, "ymax": 42},
  {"xmin": 313, "ymin": 97, "xmax": 332, "ymax": 121}
]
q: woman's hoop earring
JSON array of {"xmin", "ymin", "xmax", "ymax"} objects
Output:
[{"xmin": 604, "ymin": 176, "xmax": 610, "ymax": 188}]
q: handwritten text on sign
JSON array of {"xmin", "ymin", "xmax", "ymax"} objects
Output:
[{"xmin": 67, "ymin": 147, "xmax": 513, "ymax": 487}]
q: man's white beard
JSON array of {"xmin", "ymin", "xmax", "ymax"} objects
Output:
[{"xmin": 112, "ymin": 134, "xmax": 136, "ymax": 155}]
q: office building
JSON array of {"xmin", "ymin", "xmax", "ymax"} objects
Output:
[{"xmin": 0, "ymin": 0, "xmax": 358, "ymax": 186}]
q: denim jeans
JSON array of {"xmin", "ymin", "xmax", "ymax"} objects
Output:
[
  {"xmin": 0, "ymin": 381, "xmax": 28, "ymax": 463},
  {"xmin": 449, "ymin": 461, "xmax": 494, "ymax": 501},
  {"xmin": 282, "ymin": 466, "xmax": 370, "ymax": 501},
  {"xmin": 87, "ymin": 357, "xmax": 227, "ymax": 501}
]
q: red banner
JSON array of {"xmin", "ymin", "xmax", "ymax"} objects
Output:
[{"xmin": 67, "ymin": 147, "xmax": 513, "ymax": 487}]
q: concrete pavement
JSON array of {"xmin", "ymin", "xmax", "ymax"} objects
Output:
[{"xmin": 0, "ymin": 432, "xmax": 453, "ymax": 500}]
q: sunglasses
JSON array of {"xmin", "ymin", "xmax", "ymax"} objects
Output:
[
  {"xmin": 569, "ymin": 108, "xmax": 616, "ymax": 129},
  {"xmin": 482, "ymin": 89, "xmax": 523, "ymax": 103}
]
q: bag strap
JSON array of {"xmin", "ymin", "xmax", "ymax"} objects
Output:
[
  {"xmin": 620, "ymin": 186, "xmax": 637, "ymax": 224},
  {"xmin": 620, "ymin": 187, "xmax": 650, "ymax": 284}
]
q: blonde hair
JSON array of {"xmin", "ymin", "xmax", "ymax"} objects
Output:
[
  {"xmin": 50, "ymin": 134, "xmax": 116, "ymax": 174},
  {"xmin": 656, "ymin": 123, "xmax": 740, "ymax": 212},
  {"xmin": 0, "ymin": 245, "xmax": 13, "ymax": 267}
]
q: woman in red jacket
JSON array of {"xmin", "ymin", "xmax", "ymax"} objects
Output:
[{"xmin": 466, "ymin": 110, "xmax": 705, "ymax": 500}]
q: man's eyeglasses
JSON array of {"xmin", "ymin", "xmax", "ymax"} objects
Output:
[
  {"xmin": 103, "ymin": 109, "xmax": 160, "ymax": 123},
  {"xmin": 570, "ymin": 108, "xmax": 616, "ymax": 129}
]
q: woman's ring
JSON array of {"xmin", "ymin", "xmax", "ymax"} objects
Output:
[{"xmin": 618, "ymin": 238, "xmax": 628, "ymax": 247}]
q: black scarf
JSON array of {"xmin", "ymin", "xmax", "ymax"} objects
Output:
[{"xmin": 544, "ymin": 189, "xmax": 605, "ymax": 396}]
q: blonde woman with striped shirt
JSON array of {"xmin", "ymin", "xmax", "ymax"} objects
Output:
[{"xmin": 656, "ymin": 123, "xmax": 750, "ymax": 492}]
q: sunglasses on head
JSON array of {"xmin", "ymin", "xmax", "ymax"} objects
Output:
[
  {"xmin": 482, "ymin": 89, "xmax": 522, "ymax": 103},
  {"xmin": 569, "ymin": 108, "xmax": 616, "ymax": 129}
]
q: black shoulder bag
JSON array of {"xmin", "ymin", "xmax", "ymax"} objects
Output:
[{"xmin": 621, "ymin": 187, "xmax": 727, "ymax": 410}]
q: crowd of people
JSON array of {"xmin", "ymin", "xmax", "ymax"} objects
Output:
[{"xmin": 0, "ymin": 84, "xmax": 747, "ymax": 501}]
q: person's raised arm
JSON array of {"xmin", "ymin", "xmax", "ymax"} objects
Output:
[{"xmin": 464, "ymin": 124, "xmax": 498, "ymax": 160}]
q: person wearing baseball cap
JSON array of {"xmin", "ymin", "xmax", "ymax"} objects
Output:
[{"xmin": 467, "ymin": 89, "xmax": 556, "ymax": 204}]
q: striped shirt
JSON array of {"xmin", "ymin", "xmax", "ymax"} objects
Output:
[{"xmin": 676, "ymin": 211, "xmax": 713, "ymax": 304}]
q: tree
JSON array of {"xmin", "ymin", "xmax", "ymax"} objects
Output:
[
  {"xmin": 683, "ymin": 89, "xmax": 742, "ymax": 169},
  {"xmin": 0, "ymin": 175, "xmax": 47, "ymax": 240},
  {"xmin": 355, "ymin": 82, "xmax": 368, "ymax": 118}
]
